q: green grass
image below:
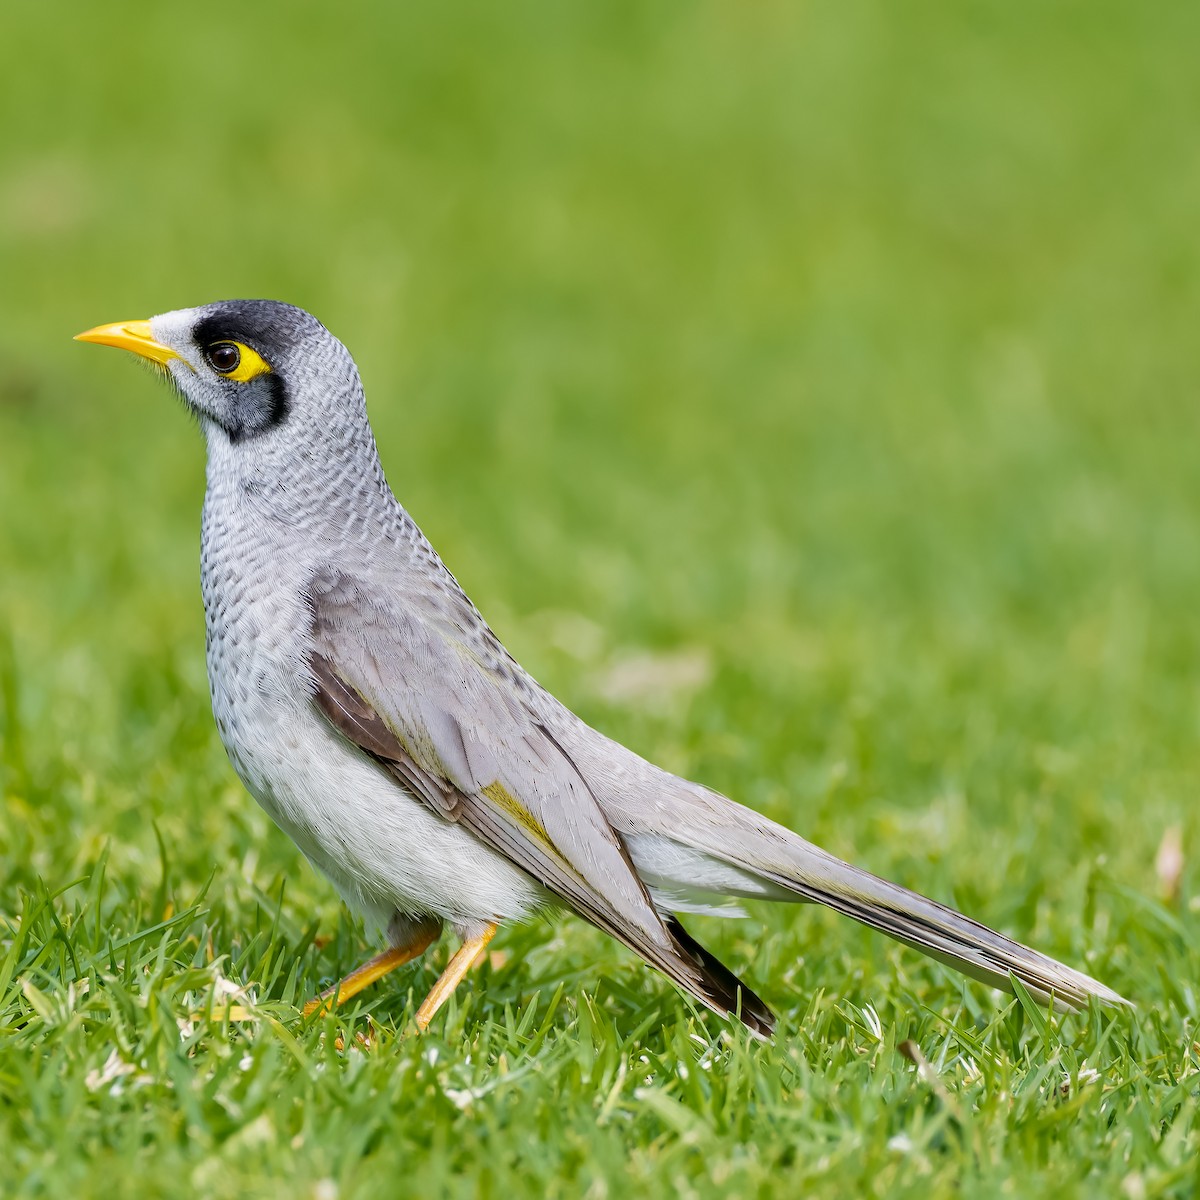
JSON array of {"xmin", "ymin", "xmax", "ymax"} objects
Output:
[{"xmin": 2, "ymin": 1, "xmax": 1200, "ymax": 1195}]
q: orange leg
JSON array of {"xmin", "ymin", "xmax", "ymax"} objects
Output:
[
  {"xmin": 303, "ymin": 921, "xmax": 440, "ymax": 1018},
  {"xmin": 414, "ymin": 923, "xmax": 498, "ymax": 1031}
]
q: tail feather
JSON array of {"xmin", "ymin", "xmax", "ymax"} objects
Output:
[
  {"xmin": 684, "ymin": 812, "xmax": 1129, "ymax": 1011},
  {"xmin": 773, "ymin": 855, "xmax": 1126, "ymax": 1010},
  {"xmin": 555, "ymin": 720, "xmax": 1128, "ymax": 1026}
]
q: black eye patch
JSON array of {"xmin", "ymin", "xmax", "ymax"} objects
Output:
[{"xmin": 223, "ymin": 374, "xmax": 290, "ymax": 444}]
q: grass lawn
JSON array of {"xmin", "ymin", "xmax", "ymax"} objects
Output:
[{"xmin": 2, "ymin": 1, "xmax": 1199, "ymax": 1195}]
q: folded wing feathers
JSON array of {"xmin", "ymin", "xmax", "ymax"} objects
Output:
[{"xmin": 307, "ymin": 567, "xmax": 775, "ymax": 1033}]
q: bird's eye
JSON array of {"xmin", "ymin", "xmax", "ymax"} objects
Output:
[
  {"xmin": 200, "ymin": 339, "xmax": 272, "ymax": 381},
  {"xmin": 205, "ymin": 343, "xmax": 241, "ymax": 374}
]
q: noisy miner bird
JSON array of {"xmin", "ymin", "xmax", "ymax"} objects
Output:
[{"xmin": 76, "ymin": 301, "xmax": 1126, "ymax": 1037}]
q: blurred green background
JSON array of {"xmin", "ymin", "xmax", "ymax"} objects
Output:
[{"xmin": 2, "ymin": 1, "xmax": 1199, "ymax": 1196}]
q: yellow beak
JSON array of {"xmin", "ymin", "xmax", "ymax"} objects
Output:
[{"xmin": 74, "ymin": 319, "xmax": 179, "ymax": 366}]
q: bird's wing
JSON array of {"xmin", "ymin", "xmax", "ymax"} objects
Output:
[{"xmin": 305, "ymin": 564, "xmax": 774, "ymax": 1034}]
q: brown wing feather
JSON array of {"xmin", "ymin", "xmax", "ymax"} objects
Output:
[{"xmin": 311, "ymin": 651, "xmax": 461, "ymax": 818}]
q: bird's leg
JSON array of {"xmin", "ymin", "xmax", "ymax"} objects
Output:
[
  {"xmin": 303, "ymin": 918, "xmax": 441, "ymax": 1018},
  {"xmin": 414, "ymin": 923, "xmax": 498, "ymax": 1030}
]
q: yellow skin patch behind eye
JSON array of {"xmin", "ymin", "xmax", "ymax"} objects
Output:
[{"xmin": 214, "ymin": 341, "xmax": 272, "ymax": 383}]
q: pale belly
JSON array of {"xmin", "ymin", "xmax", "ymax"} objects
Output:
[{"xmin": 207, "ymin": 643, "xmax": 544, "ymax": 938}]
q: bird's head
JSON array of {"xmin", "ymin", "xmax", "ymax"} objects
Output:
[{"xmin": 76, "ymin": 299, "xmax": 367, "ymax": 449}]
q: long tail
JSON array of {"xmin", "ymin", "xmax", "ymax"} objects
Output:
[
  {"xmin": 557, "ymin": 721, "xmax": 1128, "ymax": 1031},
  {"xmin": 765, "ymin": 846, "xmax": 1125, "ymax": 1010},
  {"xmin": 663, "ymin": 799, "xmax": 1128, "ymax": 1013},
  {"xmin": 617, "ymin": 785, "xmax": 1130, "ymax": 1026}
]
